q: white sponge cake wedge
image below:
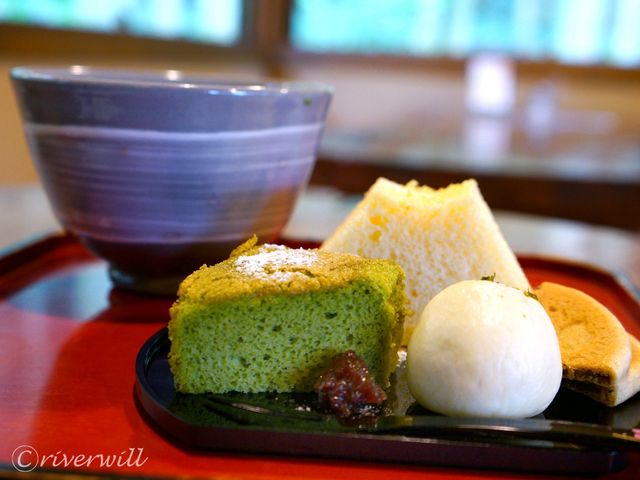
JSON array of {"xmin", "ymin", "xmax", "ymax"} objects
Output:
[{"xmin": 321, "ymin": 178, "xmax": 529, "ymax": 343}]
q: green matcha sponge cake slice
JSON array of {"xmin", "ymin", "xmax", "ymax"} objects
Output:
[{"xmin": 168, "ymin": 236, "xmax": 406, "ymax": 394}]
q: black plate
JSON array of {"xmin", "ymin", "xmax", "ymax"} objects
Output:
[{"xmin": 134, "ymin": 328, "xmax": 640, "ymax": 475}]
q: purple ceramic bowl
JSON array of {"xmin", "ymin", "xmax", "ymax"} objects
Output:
[{"xmin": 11, "ymin": 66, "xmax": 333, "ymax": 294}]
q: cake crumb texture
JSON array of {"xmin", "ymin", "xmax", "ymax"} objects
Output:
[
  {"xmin": 321, "ymin": 177, "xmax": 529, "ymax": 343},
  {"xmin": 168, "ymin": 236, "xmax": 406, "ymax": 394}
]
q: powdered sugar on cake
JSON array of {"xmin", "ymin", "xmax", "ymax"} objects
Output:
[{"xmin": 233, "ymin": 246, "xmax": 318, "ymax": 281}]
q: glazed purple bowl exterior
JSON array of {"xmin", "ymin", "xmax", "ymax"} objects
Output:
[{"xmin": 11, "ymin": 66, "xmax": 332, "ymax": 293}]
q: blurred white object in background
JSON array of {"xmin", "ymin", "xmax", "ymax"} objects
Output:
[
  {"xmin": 465, "ymin": 53, "xmax": 516, "ymax": 117},
  {"xmin": 524, "ymin": 80, "xmax": 558, "ymax": 146},
  {"xmin": 462, "ymin": 116, "xmax": 512, "ymax": 166}
]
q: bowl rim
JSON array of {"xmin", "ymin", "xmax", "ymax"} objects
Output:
[{"xmin": 10, "ymin": 65, "xmax": 334, "ymax": 95}]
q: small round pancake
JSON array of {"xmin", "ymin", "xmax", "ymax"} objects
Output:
[
  {"xmin": 565, "ymin": 334, "xmax": 640, "ymax": 406},
  {"xmin": 534, "ymin": 282, "xmax": 631, "ymax": 387}
]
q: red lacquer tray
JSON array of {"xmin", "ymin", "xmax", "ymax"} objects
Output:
[{"xmin": 1, "ymin": 233, "xmax": 639, "ymax": 479}]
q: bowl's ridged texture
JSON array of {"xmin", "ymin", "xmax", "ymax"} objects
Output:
[
  {"xmin": 11, "ymin": 67, "xmax": 332, "ymax": 292},
  {"xmin": 25, "ymin": 123, "xmax": 323, "ymax": 243}
]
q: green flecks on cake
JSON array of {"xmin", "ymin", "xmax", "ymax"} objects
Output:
[{"xmin": 168, "ymin": 237, "xmax": 406, "ymax": 394}]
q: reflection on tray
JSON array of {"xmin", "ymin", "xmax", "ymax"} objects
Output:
[
  {"xmin": 136, "ymin": 328, "xmax": 640, "ymax": 475},
  {"xmin": 150, "ymin": 331, "xmax": 640, "ymax": 449},
  {"xmin": 169, "ymin": 377, "xmax": 640, "ymax": 445},
  {"xmin": 545, "ymin": 387, "xmax": 640, "ymax": 429}
]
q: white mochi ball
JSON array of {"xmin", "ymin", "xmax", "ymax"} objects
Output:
[{"xmin": 407, "ymin": 280, "xmax": 562, "ymax": 418}]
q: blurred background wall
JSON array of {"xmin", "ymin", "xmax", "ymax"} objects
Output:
[{"xmin": 0, "ymin": 0, "xmax": 638, "ymax": 228}]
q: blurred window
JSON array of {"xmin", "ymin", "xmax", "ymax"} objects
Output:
[
  {"xmin": 290, "ymin": 0, "xmax": 640, "ymax": 68},
  {"xmin": 0, "ymin": 0, "xmax": 243, "ymax": 45}
]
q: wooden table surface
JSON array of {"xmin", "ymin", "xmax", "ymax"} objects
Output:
[
  {"xmin": 1, "ymin": 184, "xmax": 640, "ymax": 480},
  {"xmin": 311, "ymin": 108, "xmax": 640, "ymax": 230}
]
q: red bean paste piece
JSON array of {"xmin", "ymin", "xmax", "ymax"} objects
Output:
[{"xmin": 315, "ymin": 350, "xmax": 387, "ymax": 418}]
